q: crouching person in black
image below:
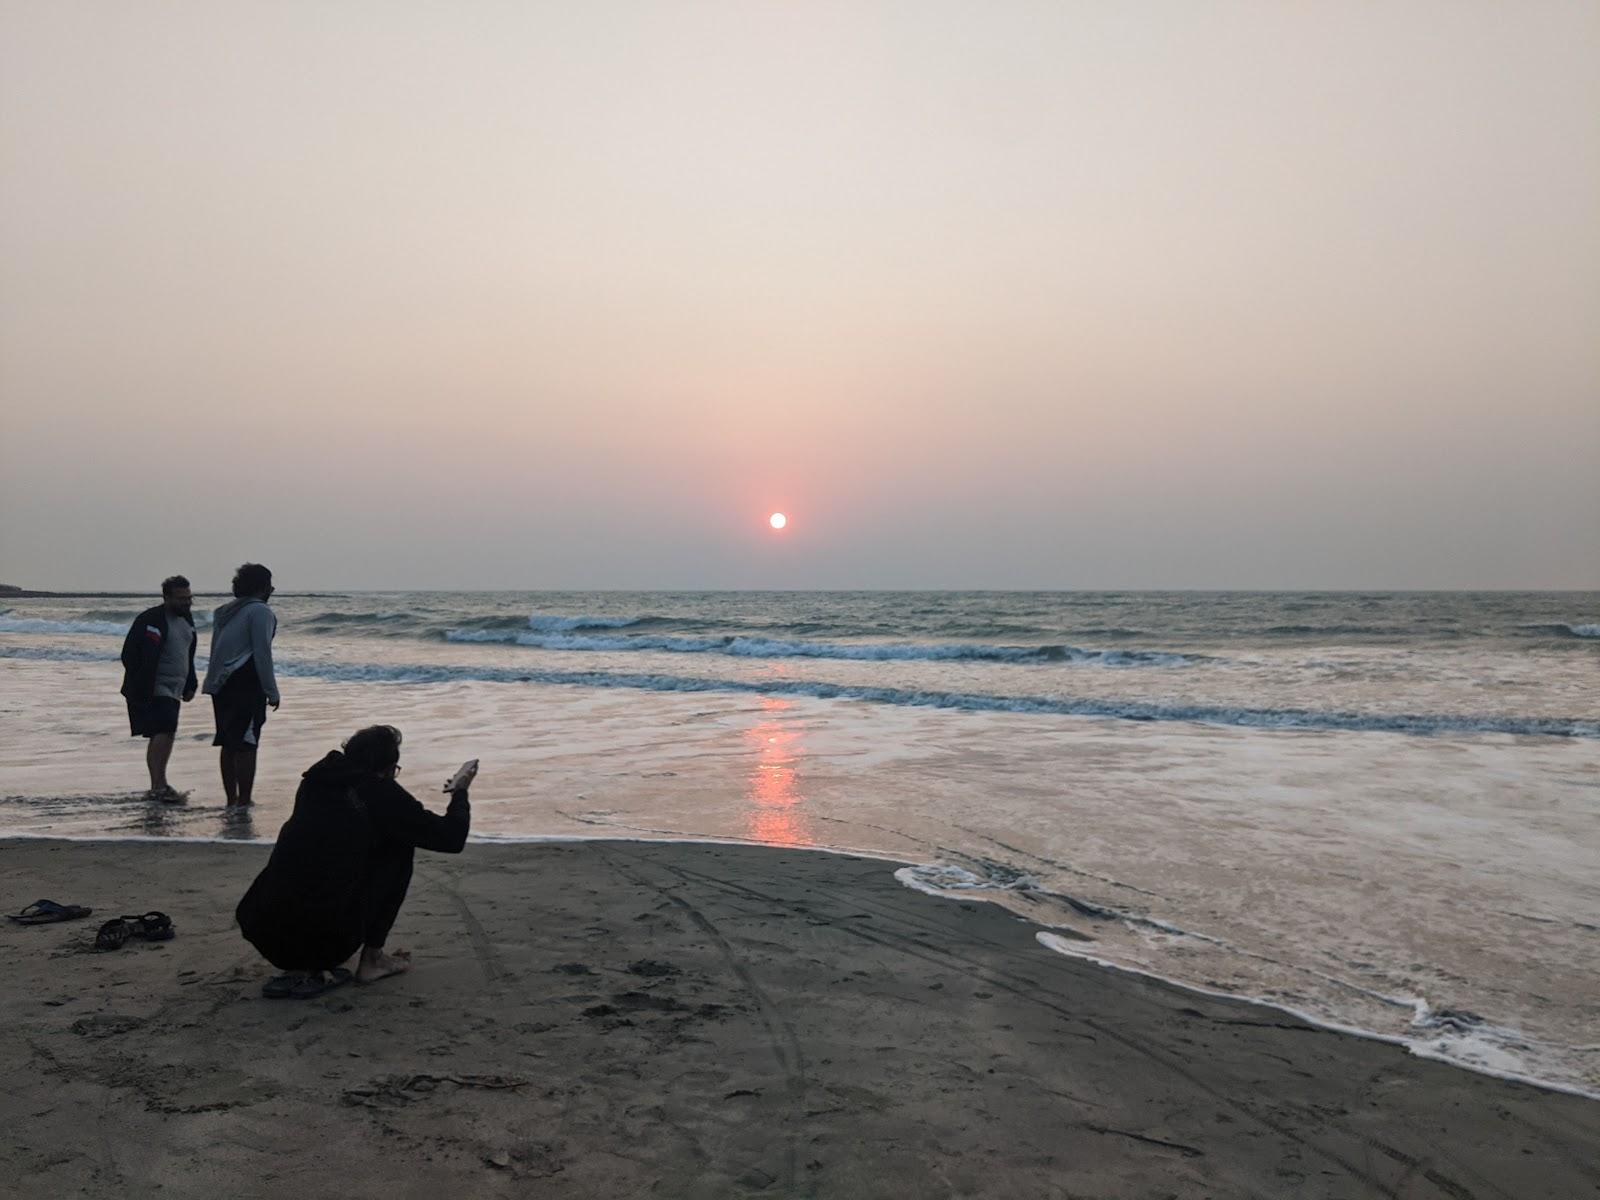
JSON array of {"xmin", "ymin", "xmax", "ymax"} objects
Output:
[{"xmin": 236, "ymin": 725, "xmax": 478, "ymax": 999}]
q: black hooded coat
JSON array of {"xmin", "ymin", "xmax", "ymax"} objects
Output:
[{"xmin": 236, "ymin": 750, "xmax": 469, "ymax": 972}]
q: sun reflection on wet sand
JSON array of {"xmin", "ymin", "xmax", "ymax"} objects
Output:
[{"xmin": 742, "ymin": 698, "xmax": 812, "ymax": 847}]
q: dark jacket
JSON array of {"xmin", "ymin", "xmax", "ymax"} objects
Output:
[
  {"xmin": 235, "ymin": 750, "xmax": 471, "ymax": 972},
  {"xmin": 119, "ymin": 605, "xmax": 198, "ymax": 700}
]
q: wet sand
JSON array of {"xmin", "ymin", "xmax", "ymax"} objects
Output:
[{"xmin": 1, "ymin": 837, "xmax": 1596, "ymax": 1199}]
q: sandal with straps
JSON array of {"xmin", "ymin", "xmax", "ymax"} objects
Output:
[{"xmin": 94, "ymin": 911, "xmax": 176, "ymax": 951}]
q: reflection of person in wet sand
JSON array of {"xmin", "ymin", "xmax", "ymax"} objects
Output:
[{"xmin": 235, "ymin": 726, "xmax": 477, "ymax": 998}]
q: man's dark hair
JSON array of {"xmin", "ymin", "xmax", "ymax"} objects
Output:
[
  {"xmin": 343, "ymin": 725, "xmax": 403, "ymax": 774},
  {"xmin": 232, "ymin": 562, "xmax": 273, "ymax": 599},
  {"xmin": 161, "ymin": 575, "xmax": 190, "ymax": 596}
]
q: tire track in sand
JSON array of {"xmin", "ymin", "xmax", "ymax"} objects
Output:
[
  {"xmin": 596, "ymin": 845, "xmax": 810, "ymax": 1199},
  {"xmin": 416, "ymin": 863, "xmax": 507, "ymax": 992}
]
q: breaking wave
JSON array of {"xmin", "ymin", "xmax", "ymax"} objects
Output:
[
  {"xmin": 441, "ymin": 629, "xmax": 1193, "ymax": 666},
  {"xmin": 527, "ymin": 613, "xmax": 649, "ymax": 633},
  {"xmin": 1519, "ymin": 622, "xmax": 1600, "ymax": 640}
]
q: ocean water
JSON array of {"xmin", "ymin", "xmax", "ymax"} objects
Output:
[{"xmin": 2, "ymin": 590, "xmax": 1597, "ymax": 1093}]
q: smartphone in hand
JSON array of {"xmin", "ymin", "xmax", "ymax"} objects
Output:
[{"xmin": 444, "ymin": 759, "xmax": 479, "ymax": 793}]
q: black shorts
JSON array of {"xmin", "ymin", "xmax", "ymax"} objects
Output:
[
  {"xmin": 212, "ymin": 659, "xmax": 269, "ymax": 750},
  {"xmin": 127, "ymin": 696, "xmax": 180, "ymax": 738}
]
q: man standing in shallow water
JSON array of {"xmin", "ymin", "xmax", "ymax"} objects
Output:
[
  {"xmin": 119, "ymin": 575, "xmax": 198, "ymax": 799},
  {"xmin": 203, "ymin": 562, "xmax": 280, "ymax": 806}
]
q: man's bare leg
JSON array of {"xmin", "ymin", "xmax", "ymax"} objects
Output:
[
  {"xmin": 144, "ymin": 732, "xmax": 174, "ymax": 800},
  {"xmin": 232, "ymin": 747, "xmax": 258, "ymax": 806},
  {"xmin": 356, "ymin": 945, "xmax": 412, "ymax": 983},
  {"xmin": 220, "ymin": 749, "xmax": 238, "ymax": 804},
  {"xmin": 146, "ymin": 733, "xmax": 174, "ymax": 793}
]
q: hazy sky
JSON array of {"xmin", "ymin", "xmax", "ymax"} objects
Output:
[{"xmin": 3, "ymin": 1, "xmax": 1596, "ymax": 590}]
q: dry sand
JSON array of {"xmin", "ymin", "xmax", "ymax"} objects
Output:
[{"xmin": 1, "ymin": 837, "xmax": 1596, "ymax": 1199}]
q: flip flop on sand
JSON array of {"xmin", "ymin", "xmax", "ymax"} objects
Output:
[
  {"xmin": 8, "ymin": 899, "xmax": 93, "ymax": 925},
  {"xmin": 94, "ymin": 911, "xmax": 176, "ymax": 951},
  {"xmin": 290, "ymin": 968, "xmax": 353, "ymax": 1000},
  {"xmin": 262, "ymin": 968, "xmax": 355, "ymax": 1000}
]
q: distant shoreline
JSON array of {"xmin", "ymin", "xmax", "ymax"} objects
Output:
[
  {"xmin": 1, "ymin": 589, "xmax": 153, "ymax": 599},
  {"xmin": 4, "ymin": 585, "xmax": 1597, "ymax": 597},
  {"xmin": 0, "ymin": 588, "xmax": 330, "ymax": 599},
  {"xmin": 0, "ymin": 589, "xmax": 238, "ymax": 599}
]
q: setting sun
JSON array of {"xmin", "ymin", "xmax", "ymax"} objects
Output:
[{"xmin": 769, "ymin": 512, "xmax": 787, "ymax": 530}]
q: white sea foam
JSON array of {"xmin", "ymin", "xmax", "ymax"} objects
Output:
[
  {"xmin": 897, "ymin": 861, "xmax": 1224, "ymax": 940},
  {"xmin": 526, "ymin": 613, "xmax": 643, "ymax": 633},
  {"xmin": 448, "ymin": 630, "xmax": 722, "ymax": 653},
  {"xmin": 1032, "ymin": 933, "xmax": 1599, "ymax": 1101},
  {"xmin": 443, "ymin": 628, "xmax": 1191, "ymax": 666},
  {"xmin": 902, "ymin": 857, "xmax": 1600, "ymax": 1107},
  {"xmin": 904, "ymin": 858, "xmax": 1600, "ymax": 1098},
  {"xmin": 1515, "ymin": 621, "xmax": 1600, "ymax": 640},
  {"xmin": 895, "ymin": 863, "xmax": 1041, "ymax": 896}
]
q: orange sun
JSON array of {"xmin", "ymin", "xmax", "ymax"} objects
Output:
[{"xmin": 769, "ymin": 512, "xmax": 787, "ymax": 530}]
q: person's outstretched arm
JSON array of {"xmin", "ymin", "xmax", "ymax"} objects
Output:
[{"xmin": 367, "ymin": 780, "xmax": 470, "ymax": 853}]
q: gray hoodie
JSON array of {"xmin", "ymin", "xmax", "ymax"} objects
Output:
[{"xmin": 202, "ymin": 597, "xmax": 279, "ymax": 703}]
